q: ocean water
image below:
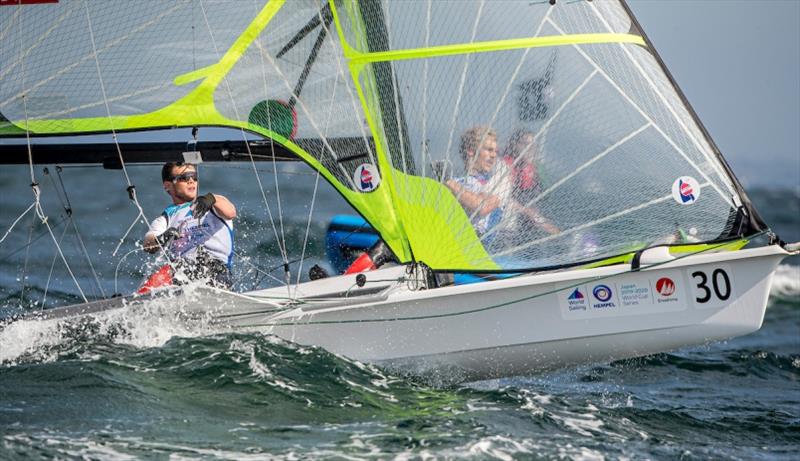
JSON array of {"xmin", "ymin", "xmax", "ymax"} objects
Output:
[{"xmin": 0, "ymin": 164, "xmax": 798, "ymax": 460}]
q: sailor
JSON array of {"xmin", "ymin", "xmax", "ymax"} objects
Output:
[
  {"xmin": 445, "ymin": 125, "xmax": 504, "ymax": 236},
  {"xmin": 446, "ymin": 126, "xmax": 559, "ymax": 238},
  {"xmin": 142, "ymin": 162, "xmax": 237, "ymax": 289}
]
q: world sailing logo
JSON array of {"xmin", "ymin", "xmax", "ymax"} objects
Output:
[
  {"xmin": 566, "ymin": 288, "xmax": 587, "ymax": 311},
  {"xmin": 353, "ymin": 164, "xmax": 380, "ymax": 192},
  {"xmin": 671, "ymin": 176, "xmax": 701, "ymax": 205},
  {"xmin": 591, "ymin": 284, "xmax": 616, "ymax": 308}
]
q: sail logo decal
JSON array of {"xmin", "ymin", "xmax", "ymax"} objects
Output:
[
  {"xmin": 353, "ymin": 164, "xmax": 380, "ymax": 193},
  {"xmin": 591, "ymin": 284, "xmax": 616, "ymax": 308},
  {"xmin": 672, "ymin": 176, "xmax": 701, "ymax": 205},
  {"xmin": 656, "ymin": 277, "xmax": 676, "ymax": 296},
  {"xmin": 566, "ymin": 288, "xmax": 587, "ymax": 311}
]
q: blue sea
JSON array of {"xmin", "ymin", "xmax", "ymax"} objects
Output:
[{"xmin": 0, "ymin": 164, "xmax": 798, "ymax": 460}]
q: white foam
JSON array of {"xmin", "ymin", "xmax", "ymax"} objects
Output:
[
  {"xmin": 0, "ymin": 283, "xmax": 228, "ymax": 366},
  {"xmin": 770, "ymin": 264, "xmax": 800, "ymax": 299}
]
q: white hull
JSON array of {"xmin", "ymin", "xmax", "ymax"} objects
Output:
[
  {"xmin": 5, "ymin": 244, "xmax": 790, "ymax": 382},
  {"xmin": 207, "ymin": 244, "xmax": 788, "ymax": 382}
]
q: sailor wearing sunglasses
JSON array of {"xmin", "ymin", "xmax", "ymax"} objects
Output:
[{"xmin": 143, "ymin": 162, "xmax": 237, "ymax": 288}]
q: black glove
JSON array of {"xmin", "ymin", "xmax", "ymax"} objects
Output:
[
  {"xmin": 193, "ymin": 193, "xmax": 216, "ymax": 219},
  {"xmin": 156, "ymin": 227, "xmax": 180, "ymax": 246}
]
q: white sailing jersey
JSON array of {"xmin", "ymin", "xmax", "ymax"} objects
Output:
[{"xmin": 146, "ymin": 202, "xmax": 234, "ymax": 268}]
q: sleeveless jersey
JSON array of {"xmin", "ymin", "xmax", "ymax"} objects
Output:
[{"xmin": 146, "ymin": 202, "xmax": 234, "ymax": 268}]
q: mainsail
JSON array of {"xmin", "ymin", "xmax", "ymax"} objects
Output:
[{"xmin": 0, "ymin": 0, "xmax": 766, "ymax": 272}]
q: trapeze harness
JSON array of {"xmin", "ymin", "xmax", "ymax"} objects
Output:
[{"xmin": 139, "ymin": 202, "xmax": 234, "ymax": 293}]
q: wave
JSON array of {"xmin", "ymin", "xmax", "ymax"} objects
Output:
[{"xmin": 770, "ymin": 264, "xmax": 800, "ymax": 302}]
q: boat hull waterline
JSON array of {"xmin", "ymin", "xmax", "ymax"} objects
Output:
[{"xmin": 3, "ymin": 245, "xmax": 790, "ymax": 382}]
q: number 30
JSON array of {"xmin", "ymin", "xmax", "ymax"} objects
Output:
[{"xmin": 692, "ymin": 269, "xmax": 731, "ymax": 303}]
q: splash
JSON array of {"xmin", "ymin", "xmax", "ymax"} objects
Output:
[
  {"xmin": 0, "ymin": 282, "xmax": 230, "ymax": 365},
  {"xmin": 770, "ymin": 264, "xmax": 800, "ymax": 301}
]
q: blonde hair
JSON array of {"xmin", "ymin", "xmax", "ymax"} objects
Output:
[{"xmin": 459, "ymin": 125, "xmax": 496, "ymax": 162}]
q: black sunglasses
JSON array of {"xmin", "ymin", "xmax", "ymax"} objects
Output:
[{"xmin": 171, "ymin": 172, "xmax": 198, "ymax": 183}]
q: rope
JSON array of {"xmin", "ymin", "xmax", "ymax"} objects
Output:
[
  {"xmin": 41, "ymin": 220, "xmax": 71, "ymax": 308},
  {"xmin": 198, "ymin": 1, "xmax": 290, "ymax": 280},
  {"xmin": 84, "ymin": 0, "xmax": 153, "ymax": 262},
  {"xmin": 16, "ymin": 7, "xmax": 87, "ymax": 304},
  {"xmin": 0, "ymin": 202, "xmax": 35, "ymax": 245},
  {"xmin": 47, "ymin": 166, "xmax": 107, "ymax": 298}
]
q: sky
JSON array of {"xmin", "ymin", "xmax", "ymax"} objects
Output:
[{"xmin": 628, "ymin": 0, "xmax": 800, "ymax": 189}]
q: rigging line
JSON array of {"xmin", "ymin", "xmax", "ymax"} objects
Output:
[
  {"xmin": 294, "ymin": 54, "xmax": 341, "ymax": 292},
  {"xmin": 43, "ymin": 166, "xmax": 106, "ymax": 298},
  {"xmin": 316, "ymin": 5, "xmax": 380, "ymax": 172},
  {"xmin": 442, "ymin": 0, "xmax": 486, "ymax": 173},
  {"xmin": 260, "ymin": 1, "xmax": 294, "ymax": 274},
  {"xmin": 477, "ymin": 121, "xmax": 652, "ymax": 248},
  {"xmin": 112, "ymin": 213, "xmax": 143, "ymax": 257},
  {"xmin": 68, "ymin": 216, "xmax": 107, "ymax": 299},
  {"xmin": 587, "ymin": 3, "xmax": 735, "ymax": 196},
  {"xmin": 244, "ymin": 231, "xmax": 766, "ymax": 327},
  {"xmin": 545, "ymin": 18, "xmax": 734, "ymax": 209},
  {"xmin": 533, "ymin": 121, "xmax": 651, "ymax": 204},
  {"xmin": 41, "ymin": 218, "xmax": 72, "ymax": 308},
  {"xmin": 295, "ymin": 170, "xmax": 321, "ymax": 290},
  {"xmin": 493, "ymin": 185, "xmax": 704, "ymax": 259},
  {"xmin": 432, "ymin": 8, "xmax": 556, "ymax": 244},
  {"xmin": 113, "ymin": 247, "xmax": 141, "ymax": 295},
  {"xmin": 201, "ymin": 1, "xmax": 289, "ymax": 266},
  {"xmin": 0, "ymin": 202, "xmax": 35, "ymax": 246},
  {"xmin": 33, "ymin": 195, "xmax": 88, "ymax": 303},
  {"xmin": 18, "ymin": 210, "xmax": 36, "ymax": 307},
  {"xmin": 256, "ymin": 31, "xmax": 363, "ymax": 192},
  {"xmin": 498, "ymin": 64, "xmax": 593, "ymax": 187},
  {"xmin": 435, "ymin": 8, "xmax": 554, "ymax": 237},
  {"xmin": 419, "ymin": 0, "xmax": 431, "ymax": 181},
  {"xmin": 1, "ymin": 212, "xmax": 68, "ymax": 265},
  {"xmin": 16, "ymin": 7, "xmax": 85, "ymax": 305},
  {"xmin": 83, "ymin": 0, "xmax": 153, "ymax": 258},
  {"xmin": 43, "ymin": 168, "xmax": 69, "ymax": 214}
]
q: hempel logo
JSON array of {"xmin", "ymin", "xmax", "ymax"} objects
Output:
[{"xmin": 591, "ymin": 284, "xmax": 615, "ymax": 308}]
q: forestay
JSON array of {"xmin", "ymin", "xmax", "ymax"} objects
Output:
[{"xmin": 0, "ymin": 0, "xmax": 765, "ymax": 273}]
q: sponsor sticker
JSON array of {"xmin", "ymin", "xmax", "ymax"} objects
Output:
[
  {"xmin": 672, "ymin": 176, "xmax": 701, "ymax": 205},
  {"xmin": 591, "ymin": 284, "xmax": 616, "ymax": 309},
  {"xmin": 353, "ymin": 163, "xmax": 380, "ymax": 192},
  {"xmin": 619, "ymin": 282, "xmax": 651, "ymax": 307},
  {"xmin": 655, "ymin": 276, "xmax": 680, "ymax": 303},
  {"xmin": 566, "ymin": 287, "xmax": 588, "ymax": 311}
]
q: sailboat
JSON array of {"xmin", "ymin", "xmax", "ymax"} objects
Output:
[{"xmin": 1, "ymin": 0, "xmax": 796, "ymax": 382}]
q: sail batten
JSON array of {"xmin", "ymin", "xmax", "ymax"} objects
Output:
[{"xmin": 1, "ymin": 0, "xmax": 766, "ymax": 272}]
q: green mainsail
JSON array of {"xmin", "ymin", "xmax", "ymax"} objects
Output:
[{"xmin": 0, "ymin": 0, "xmax": 761, "ymax": 271}]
